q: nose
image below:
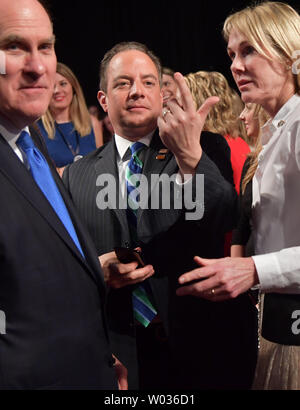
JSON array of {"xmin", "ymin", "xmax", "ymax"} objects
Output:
[
  {"xmin": 239, "ymin": 108, "xmax": 246, "ymax": 121},
  {"xmin": 53, "ymin": 82, "xmax": 60, "ymax": 94},
  {"xmin": 24, "ymin": 51, "xmax": 46, "ymax": 79},
  {"xmin": 231, "ymin": 55, "xmax": 244, "ymax": 75},
  {"xmin": 129, "ymin": 80, "xmax": 143, "ymax": 99}
]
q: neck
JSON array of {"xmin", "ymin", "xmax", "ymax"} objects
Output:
[
  {"xmin": 0, "ymin": 113, "xmax": 27, "ymax": 134},
  {"xmin": 116, "ymin": 126, "xmax": 156, "ymax": 142},
  {"xmin": 51, "ymin": 108, "xmax": 70, "ymax": 124},
  {"xmin": 264, "ymin": 85, "xmax": 295, "ymax": 119}
]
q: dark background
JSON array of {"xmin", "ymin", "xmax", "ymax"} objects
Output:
[{"xmin": 48, "ymin": 0, "xmax": 300, "ymax": 107}]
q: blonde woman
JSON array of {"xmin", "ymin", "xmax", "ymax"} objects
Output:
[
  {"xmin": 231, "ymin": 104, "xmax": 268, "ymax": 258},
  {"xmin": 178, "ymin": 1, "xmax": 300, "ymax": 390},
  {"xmin": 185, "ymin": 70, "xmax": 250, "ymax": 194},
  {"xmin": 38, "ymin": 62, "xmax": 103, "ymax": 175}
]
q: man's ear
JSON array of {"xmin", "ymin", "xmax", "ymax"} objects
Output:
[{"xmin": 98, "ymin": 91, "xmax": 108, "ymax": 112}]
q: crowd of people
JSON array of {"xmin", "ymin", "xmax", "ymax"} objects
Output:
[{"xmin": 0, "ymin": 0, "xmax": 299, "ymax": 391}]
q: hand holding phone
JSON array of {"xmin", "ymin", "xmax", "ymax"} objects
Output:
[{"xmin": 114, "ymin": 247, "xmax": 145, "ymax": 268}]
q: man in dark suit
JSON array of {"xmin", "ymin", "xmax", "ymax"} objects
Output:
[
  {"xmin": 0, "ymin": 0, "xmax": 125, "ymax": 389},
  {"xmin": 63, "ymin": 42, "xmax": 258, "ymax": 389}
]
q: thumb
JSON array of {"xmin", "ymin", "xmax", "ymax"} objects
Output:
[
  {"xmin": 197, "ymin": 96, "xmax": 219, "ymax": 119},
  {"xmin": 194, "ymin": 256, "xmax": 218, "ymax": 266}
]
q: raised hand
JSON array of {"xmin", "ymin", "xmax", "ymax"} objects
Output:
[{"xmin": 157, "ymin": 72, "xmax": 219, "ymax": 176}]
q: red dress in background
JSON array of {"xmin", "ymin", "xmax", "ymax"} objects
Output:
[
  {"xmin": 224, "ymin": 134, "xmax": 250, "ymax": 194},
  {"xmin": 224, "ymin": 134, "xmax": 250, "ymax": 255}
]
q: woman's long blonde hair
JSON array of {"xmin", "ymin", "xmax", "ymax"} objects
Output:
[
  {"xmin": 184, "ymin": 70, "xmax": 247, "ymax": 139},
  {"xmin": 40, "ymin": 62, "xmax": 92, "ymax": 139},
  {"xmin": 223, "ymin": 1, "xmax": 300, "ymax": 95},
  {"xmin": 241, "ymin": 104, "xmax": 269, "ymax": 194}
]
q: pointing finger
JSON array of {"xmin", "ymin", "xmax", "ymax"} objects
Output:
[{"xmin": 173, "ymin": 72, "xmax": 196, "ymax": 112}]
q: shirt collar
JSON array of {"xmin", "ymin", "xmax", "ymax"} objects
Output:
[
  {"xmin": 261, "ymin": 94, "xmax": 300, "ymax": 146},
  {"xmin": 0, "ymin": 123, "xmax": 30, "ymax": 146},
  {"xmin": 114, "ymin": 130, "xmax": 155, "ymax": 160}
]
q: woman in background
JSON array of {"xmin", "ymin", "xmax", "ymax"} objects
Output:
[
  {"xmin": 38, "ymin": 62, "xmax": 103, "ymax": 175},
  {"xmin": 185, "ymin": 70, "xmax": 250, "ymax": 255},
  {"xmin": 231, "ymin": 103, "xmax": 268, "ymax": 258},
  {"xmin": 186, "ymin": 70, "xmax": 250, "ymax": 194}
]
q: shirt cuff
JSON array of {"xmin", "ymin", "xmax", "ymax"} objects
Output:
[
  {"xmin": 252, "ymin": 249, "xmax": 300, "ymax": 293},
  {"xmin": 252, "ymin": 253, "xmax": 282, "ymax": 291}
]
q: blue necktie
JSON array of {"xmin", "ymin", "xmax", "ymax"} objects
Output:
[
  {"xmin": 16, "ymin": 130, "xmax": 84, "ymax": 258},
  {"xmin": 126, "ymin": 142, "xmax": 157, "ymax": 327}
]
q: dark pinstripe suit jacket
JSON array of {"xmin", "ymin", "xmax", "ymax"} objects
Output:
[
  {"xmin": 0, "ymin": 126, "xmax": 117, "ymax": 389},
  {"xmin": 63, "ymin": 130, "xmax": 258, "ymax": 389}
]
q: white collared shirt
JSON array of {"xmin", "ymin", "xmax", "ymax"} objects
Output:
[
  {"xmin": 252, "ymin": 94, "xmax": 300, "ymax": 293},
  {"xmin": 0, "ymin": 123, "xmax": 30, "ymax": 163},
  {"xmin": 114, "ymin": 132, "xmax": 154, "ymax": 198}
]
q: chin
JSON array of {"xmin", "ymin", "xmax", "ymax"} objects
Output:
[
  {"xmin": 20, "ymin": 108, "xmax": 49, "ymax": 125},
  {"xmin": 241, "ymin": 94, "xmax": 255, "ymax": 104}
]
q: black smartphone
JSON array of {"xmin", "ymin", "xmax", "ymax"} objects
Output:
[{"xmin": 114, "ymin": 247, "xmax": 145, "ymax": 267}]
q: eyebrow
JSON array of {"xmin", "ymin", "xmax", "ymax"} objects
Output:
[
  {"xmin": 0, "ymin": 34, "xmax": 56, "ymax": 47},
  {"xmin": 227, "ymin": 40, "xmax": 249, "ymax": 53},
  {"xmin": 142, "ymin": 74, "xmax": 158, "ymax": 81},
  {"xmin": 113, "ymin": 74, "xmax": 158, "ymax": 82}
]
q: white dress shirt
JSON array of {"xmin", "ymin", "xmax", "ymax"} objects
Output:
[
  {"xmin": 114, "ymin": 132, "xmax": 154, "ymax": 199},
  {"xmin": 252, "ymin": 94, "xmax": 300, "ymax": 293},
  {"xmin": 0, "ymin": 123, "xmax": 29, "ymax": 163}
]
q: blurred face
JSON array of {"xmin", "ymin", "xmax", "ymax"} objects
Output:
[
  {"xmin": 0, "ymin": 0, "xmax": 57, "ymax": 131},
  {"xmin": 162, "ymin": 73, "xmax": 177, "ymax": 106},
  {"xmin": 239, "ymin": 104, "xmax": 260, "ymax": 139},
  {"xmin": 103, "ymin": 114, "xmax": 114, "ymax": 135},
  {"xmin": 49, "ymin": 72, "xmax": 73, "ymax": 115},
  {"xmin": 98, "ymin": 49, "xmax": 163, "ymax": 140},
  {"xmin": 227, "ymin": 29, "xmax": 295, "ymax": 117}
]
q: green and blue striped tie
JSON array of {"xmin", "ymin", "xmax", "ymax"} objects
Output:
[{"xmin": 126, "ymin": 142, "xmax": 157, "ymax": 327}]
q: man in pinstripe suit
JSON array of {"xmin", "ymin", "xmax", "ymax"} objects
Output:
[{"xmin": 63, "ymin": 42, "xmax": 257, "ymax": 389}]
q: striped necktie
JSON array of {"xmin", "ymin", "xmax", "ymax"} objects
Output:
[
  {"xmin": 126, "ymin": 142, "xmax": 157, "ymax": 327},
  {"xmin": 16, "ymin": 130, "xmax": 84, "ymax": 258}
]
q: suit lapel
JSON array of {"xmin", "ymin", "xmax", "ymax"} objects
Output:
[
  {"xmin": 137, "ymin": 130, "xmax": 173, "ymax": 223},
  {"xmin": 94, "ymin": 140, "xmax": 129, "ymax": 235},
  {"xmin": 0, "ymin": 132, "xmax": 101, "ymax": 285}
]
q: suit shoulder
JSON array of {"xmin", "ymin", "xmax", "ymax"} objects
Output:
[{"xmin": 68, "ymin": 142, "xmax": 111, "ymax": 173}]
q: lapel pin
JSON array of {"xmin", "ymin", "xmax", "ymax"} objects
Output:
[{"xmin": 156, "ymin": 149, "xmax": 169, "ymax": 160}]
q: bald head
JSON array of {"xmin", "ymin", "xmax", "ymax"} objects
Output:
[{"xmin": 0, "ymin": 0, "xmax": 52, "ymax": 23}]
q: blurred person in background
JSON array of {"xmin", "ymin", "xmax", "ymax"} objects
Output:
[
  {"xmin": 38, "ymin": 62, "xmax": 102, "ymax": 176},
  {"xmin": 185, "ymin": 70, "xmax": 251, "ymax": 255},
  {"xmin": 89, "ymin": 105, "xmax": 114, "ymax": 144},
  {"xmin": 162, "ymin": 67, "xmax": 178, "ymax": 107},
  {"xmin": 231, "ymin": 103, "xmax": 269, "ymax": 258},
  {"xmin": 185, "ymin": 70, "xmax": 250, "ymax": 194}
]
